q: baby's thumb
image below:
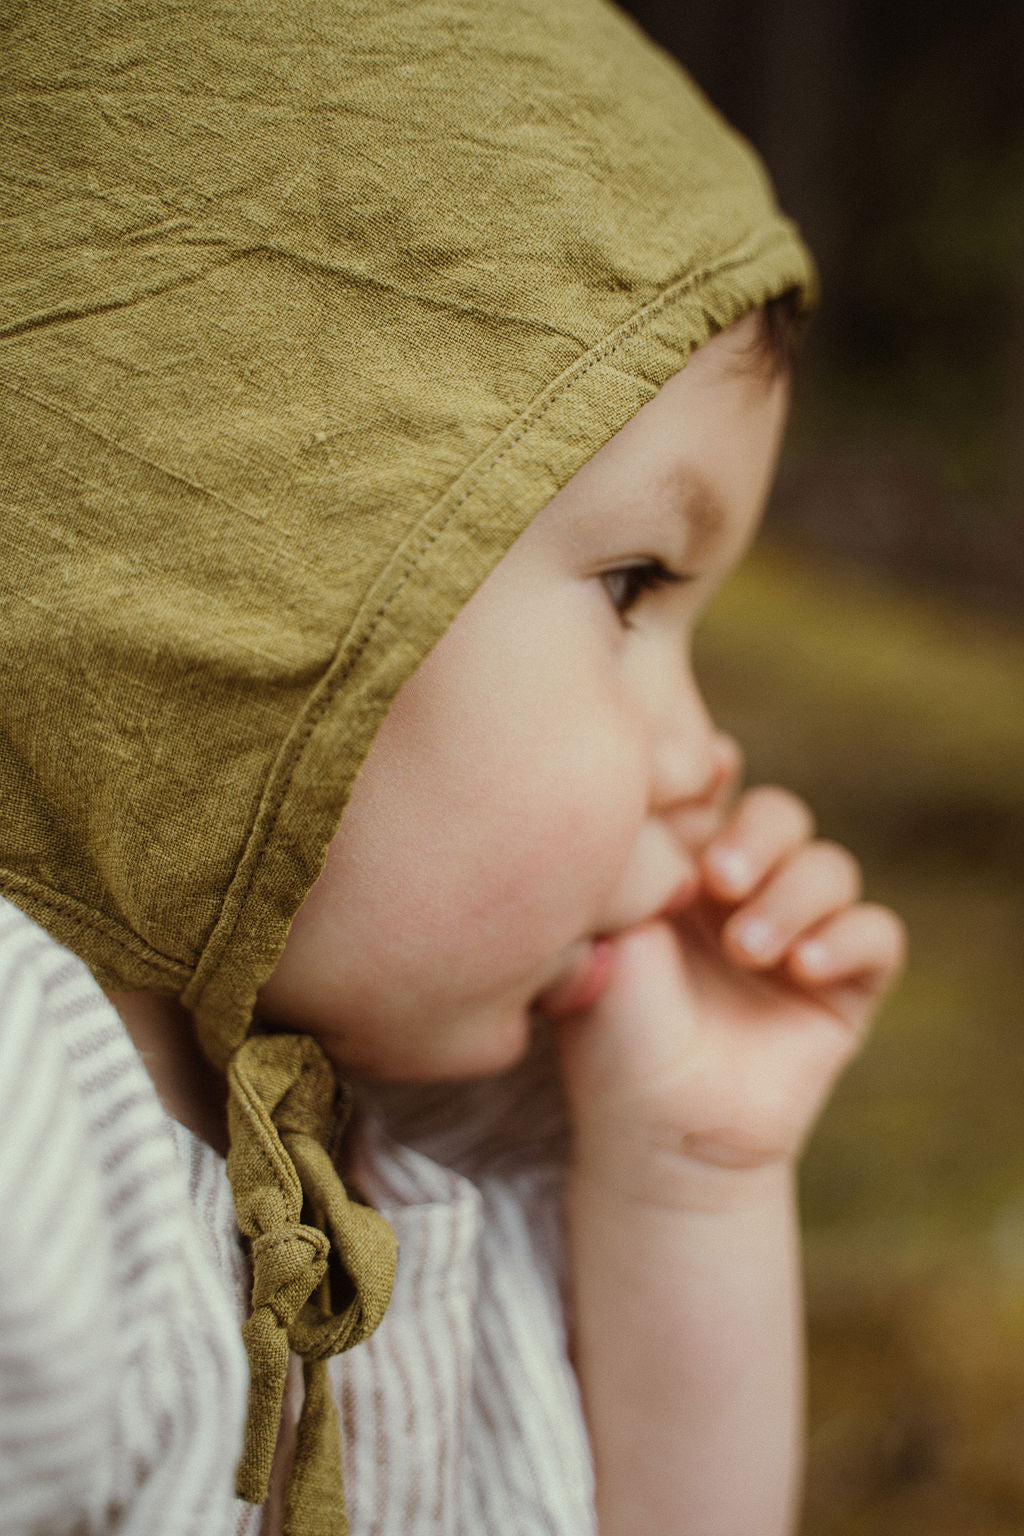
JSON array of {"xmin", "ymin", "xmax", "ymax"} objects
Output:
[{"xmin": 556, "ymin": 920, "xmax": 698, "ymax": 1127}]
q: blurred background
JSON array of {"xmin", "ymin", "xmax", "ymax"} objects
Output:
[{"xmin": 620, "ymin": 3, "xmax": 1024, "ymax": 1532}]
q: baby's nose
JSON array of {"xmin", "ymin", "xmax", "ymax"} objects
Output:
[
  {"xmin": 707, "ymin": 732, "xmax": 744, "ymax": 799},
  {"xmin": 649, "ymin": 684, "xmax": 722, "ymax": 810},
  {"xmin": 665, "ymin": 730, "xmax": 744, "ymax": 849}
]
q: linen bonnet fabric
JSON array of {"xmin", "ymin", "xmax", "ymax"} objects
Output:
[{"xmin": 0, "ymin": 0, "xmax": 815, "ymax": 1528}]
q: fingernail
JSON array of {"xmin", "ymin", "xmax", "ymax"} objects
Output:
[
  {"xmin": 797, "ymin": 940, "xmax": 830, "ymax": 975},
  {"xmin": 707, "ymin": 847, "xmax": 751, "ymax": 893},
  {"xmin": 734, "ymin": 917, "xmax": 774, "ymax": 958}
]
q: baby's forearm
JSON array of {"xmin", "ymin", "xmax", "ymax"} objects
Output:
[{"xmin": 566, "ymin": 1157, "xmax": 804, "ymax": 1536}]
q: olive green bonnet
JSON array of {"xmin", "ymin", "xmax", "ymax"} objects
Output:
[{"xmin": 0, "ymin": 0, "xmax": 814, "ymax": 1528}]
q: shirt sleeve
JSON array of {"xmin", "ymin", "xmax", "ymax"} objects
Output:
[{"xmin": 0, "ymin": 897, "xmax": 249, "ymax": 1536}]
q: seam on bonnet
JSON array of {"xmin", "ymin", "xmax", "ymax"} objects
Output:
[
  {"xmin": 192, "ymin": 225, "xmax": 798, "ymax": 1017},
  {"xmin": 0, "ymin": 869, "xmax": 189, "ymax": 981}
]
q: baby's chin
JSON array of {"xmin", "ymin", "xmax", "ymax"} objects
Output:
[{"xmin": 322, "ymin": 1003, "xmax": 536, "ymax": 1085}]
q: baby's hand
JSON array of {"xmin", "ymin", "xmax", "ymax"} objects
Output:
[{"xmin": 557, "ymin": 779, "xmax": 906, "ymax": 1206}]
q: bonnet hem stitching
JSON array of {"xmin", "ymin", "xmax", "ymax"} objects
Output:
[
  {"xmin": 0, "ymin": 870, "xmax": 192, "ymax": 982},
  {"xmin": 188, "ymin": 219, "xmax": 804, "ymax": 1032},
  {"xmin": 190, "ymin": 223, "xmax": 805, "ymax": 1023}
]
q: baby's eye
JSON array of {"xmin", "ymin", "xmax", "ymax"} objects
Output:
[{"xmin": 601, "ymin": 559, "xmax": 683, "ymax": 620}]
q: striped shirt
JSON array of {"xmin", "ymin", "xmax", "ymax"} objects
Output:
[
  {"xmin": 0, "ymin": 897, "xmax": 595, "ymax": 1535},
  {"xmin": 0, "ymin": 897, "xmax": 248, "ymax": 1534}
]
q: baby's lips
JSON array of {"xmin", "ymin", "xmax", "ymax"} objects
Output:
[{"xmin": 534, "ymin": 937, "xmax": 615, "ymax": 1020}]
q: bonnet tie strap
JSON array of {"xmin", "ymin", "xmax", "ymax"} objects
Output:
[{"xmin": 226, "ymin": 1033, "xmax": 397, "ymax": 1535}]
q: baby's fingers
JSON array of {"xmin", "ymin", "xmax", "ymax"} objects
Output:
[
  {"xmin": 720, "ymin": 839, "xmax": 862, "ymax": 968},
  {"xmin": 702, "ymin": 786, "xmax": 814, "ymax": 900},
  {"xmin": 788, "ymin": 903, "xmax": 908, "ymax": 1027}
]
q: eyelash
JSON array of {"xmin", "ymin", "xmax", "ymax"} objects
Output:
[{"xmin": 600, "ymin": 559, "xmax": 684, "ymax": 621}]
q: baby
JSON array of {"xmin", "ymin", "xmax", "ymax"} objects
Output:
[
  {"xmin": 253, "ymin": 310, "xmax": 905, "ymax": 1535},
  {"xmin": 0, "ymin": 2, "xmax": 904, "ymax": 1534}
]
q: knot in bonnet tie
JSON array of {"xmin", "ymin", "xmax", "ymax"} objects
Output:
[{"xmin": 228, "ymin": 1034, "xmax": 396, "ymax": 1529}]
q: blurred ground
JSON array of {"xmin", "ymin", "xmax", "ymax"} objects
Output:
[{"xmin": 699, "ymin": 538, "xmax": 1024, "ymax": 1535}]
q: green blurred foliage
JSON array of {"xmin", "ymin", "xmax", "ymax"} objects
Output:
[
  {"xmin": 623, "ymin": 0, "xmax": 1024, "ymax": 604},
  {"xmin": 619, "ymin": 8, "xmax": 1024, "ymax": 1525},
  {"xmin": 698, "ymin": 545, "xmax": 1024, "ymax": 1534}
]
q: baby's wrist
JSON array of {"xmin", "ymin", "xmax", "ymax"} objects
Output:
[{"xmin": 567, "ymin": 1127, "xmax": 798, "ymax": 1217}]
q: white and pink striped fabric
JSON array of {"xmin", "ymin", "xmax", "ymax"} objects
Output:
[
  {"xmin": 0, "ymin": 896, "xmax": 248, "ymax": 1534},
  {"xmin": 0, "ymin": 896, "xmax": 595, "ymax": 1535}
]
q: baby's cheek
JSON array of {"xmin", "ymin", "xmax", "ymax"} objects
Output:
[
  {"xmin": 459, "ymin": 773, "xmax": 637, "ymax": 964},
  {"xmin": 525, "ymin": 756, "xmax": 646, "ymax": 921}
]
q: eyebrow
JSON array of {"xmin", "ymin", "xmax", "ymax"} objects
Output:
[{"xmin": 654, "ymin": 463, "xmax": 728, "ymax": 563}]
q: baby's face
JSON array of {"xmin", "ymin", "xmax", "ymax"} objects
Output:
[{"xmin": 257, "ymin": 314, "xmax": 789, "ymax": 1079}]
